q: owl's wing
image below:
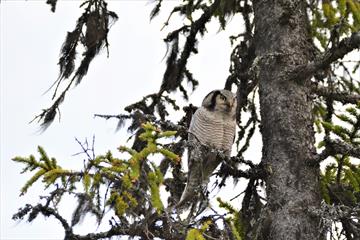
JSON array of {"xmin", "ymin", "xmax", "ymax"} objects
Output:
[{"xmin": 225, "ymin": 119, "xmax": 237, "ymax": 156}]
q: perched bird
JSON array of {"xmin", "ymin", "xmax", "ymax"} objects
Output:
[{"xmin": 177, "ymin": 89, "xmax": 237, "ymax": 208}]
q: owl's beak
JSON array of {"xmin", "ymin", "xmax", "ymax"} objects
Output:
[{"xmin": 229, "ymin": 98, "xmax": 236, "ymax": 107}]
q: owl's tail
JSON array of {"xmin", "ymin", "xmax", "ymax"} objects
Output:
[
  {"xmin": 176, "ymin": 178, "xmax": 209, "ymax": 210},
  {"xmin": 178, "ymin": 181, "xmax": 196, "ymax": 206}
]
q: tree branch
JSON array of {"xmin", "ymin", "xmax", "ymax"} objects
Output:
[
  {"xmin": 332, "ymin": 140, "xmax": 360, "ymax": 157},
  {"xmin": 71, "ymin": 212, "xmax": 186, "ymax": 240},
  {"xmin": 217, "ymin": 152, "xmax": 265, "ymax": 182},
  {"xmin": 160, "ymin": 0, "xmax": 221, "ymax": 93},
  {"xmin": 312, "ymin": 84, "xmax": 360, "ymax": 104},
  {"xmin": 33, "ymin": 204, "xmax": 73, "ymax": 238},
  {"xmin": 312, "ymin": 139, "xmax": 360, "ymax": 165},
  {"xmin": 292, "ymin": 31, "xmax": 360, "ymax": 82},
  {"xmin": 309, "ymin": 202, "xmax": 360, "ymax": 221}
]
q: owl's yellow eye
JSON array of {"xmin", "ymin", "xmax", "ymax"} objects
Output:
[{"xmin": 219, "ymin": 95, "xmax": 226, "ymax": 101}]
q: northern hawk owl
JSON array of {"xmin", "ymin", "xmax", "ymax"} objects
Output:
[{"xmin": 177, "ymin": 89, "xmax": 237, "ymax": 207}]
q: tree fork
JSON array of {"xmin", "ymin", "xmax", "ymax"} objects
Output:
[{"xmin": 252, "ymin": 1, "xmax": 322, "ymax": 239}]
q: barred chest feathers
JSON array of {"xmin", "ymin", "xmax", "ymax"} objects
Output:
[{"xmin": 189, "ymin": 106, "xmax": 236, "ymax": 152}]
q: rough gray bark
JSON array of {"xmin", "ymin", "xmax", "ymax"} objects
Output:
[{"xmin": 253, "ymin": 0, "xmax": 322, "ymax": 239}]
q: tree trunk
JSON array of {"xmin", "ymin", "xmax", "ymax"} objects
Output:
[{"xmin": 252, "ymin": 1, "xmax": 323, "ymax": 239}]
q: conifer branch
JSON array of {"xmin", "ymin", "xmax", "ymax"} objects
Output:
[
  {"xmin": 217, "ymin": 152, "xmax": 264, "ymax": 181},
  {"xmin": 331, "ymin": 139, "xmax": 360, "ymax": 157},
  {"xmin": 309, "ymin": 203, "xmax": 360, "ymax": 222},
  {"xmin": 312, "ymin": 84, "xmax": 360, "ymax": 104},
  {"xmin": 34, "ymin": 0, "xmax": 118, "ymax": 129},
  {"xmin": 70, "ymin": 214, "xmax": 185, "ymax": 240},
  {"xmin": 292, "ymin": 31, "xmax": 360, "ymax": 82},
  {"xmin": 313, "ymin": 139, "xmax": 360, "ymax": 165},
  {"xmin": 40, "ymin": 205, "xmax": 73, "ymax": 236},
  {"xmin": 160, "ymin": 0, "xmax": 221, "ymax": 94},
  {"xmin": 17, "ymin": 203, "xmax": 74, "ymax": 238}
]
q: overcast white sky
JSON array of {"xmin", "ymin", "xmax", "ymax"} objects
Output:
[
  {"xmin": 4, "ymin": 1, "xmax": 359, "ymax": 240},
  {"xmin": 0, "ymin": 1, "xmax": 259, "ymax": 239}
]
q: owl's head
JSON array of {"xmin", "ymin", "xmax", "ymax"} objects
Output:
[{"xmin": 202, "ymin": 89, "xmax": 237, "ymax": 115}]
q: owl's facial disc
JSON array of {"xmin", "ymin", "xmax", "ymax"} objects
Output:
[
  {"xmin": 202, "ymin": 89, "xmax": 236, "ymax": 113},
  {"xmin": 215, "ymin": 94, "xmax": 232, "ymax": 112}
]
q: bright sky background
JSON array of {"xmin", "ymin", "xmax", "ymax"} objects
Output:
[{"xmin": 1, "ymin": 1, "xmax": 260, "ymax": 239}]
